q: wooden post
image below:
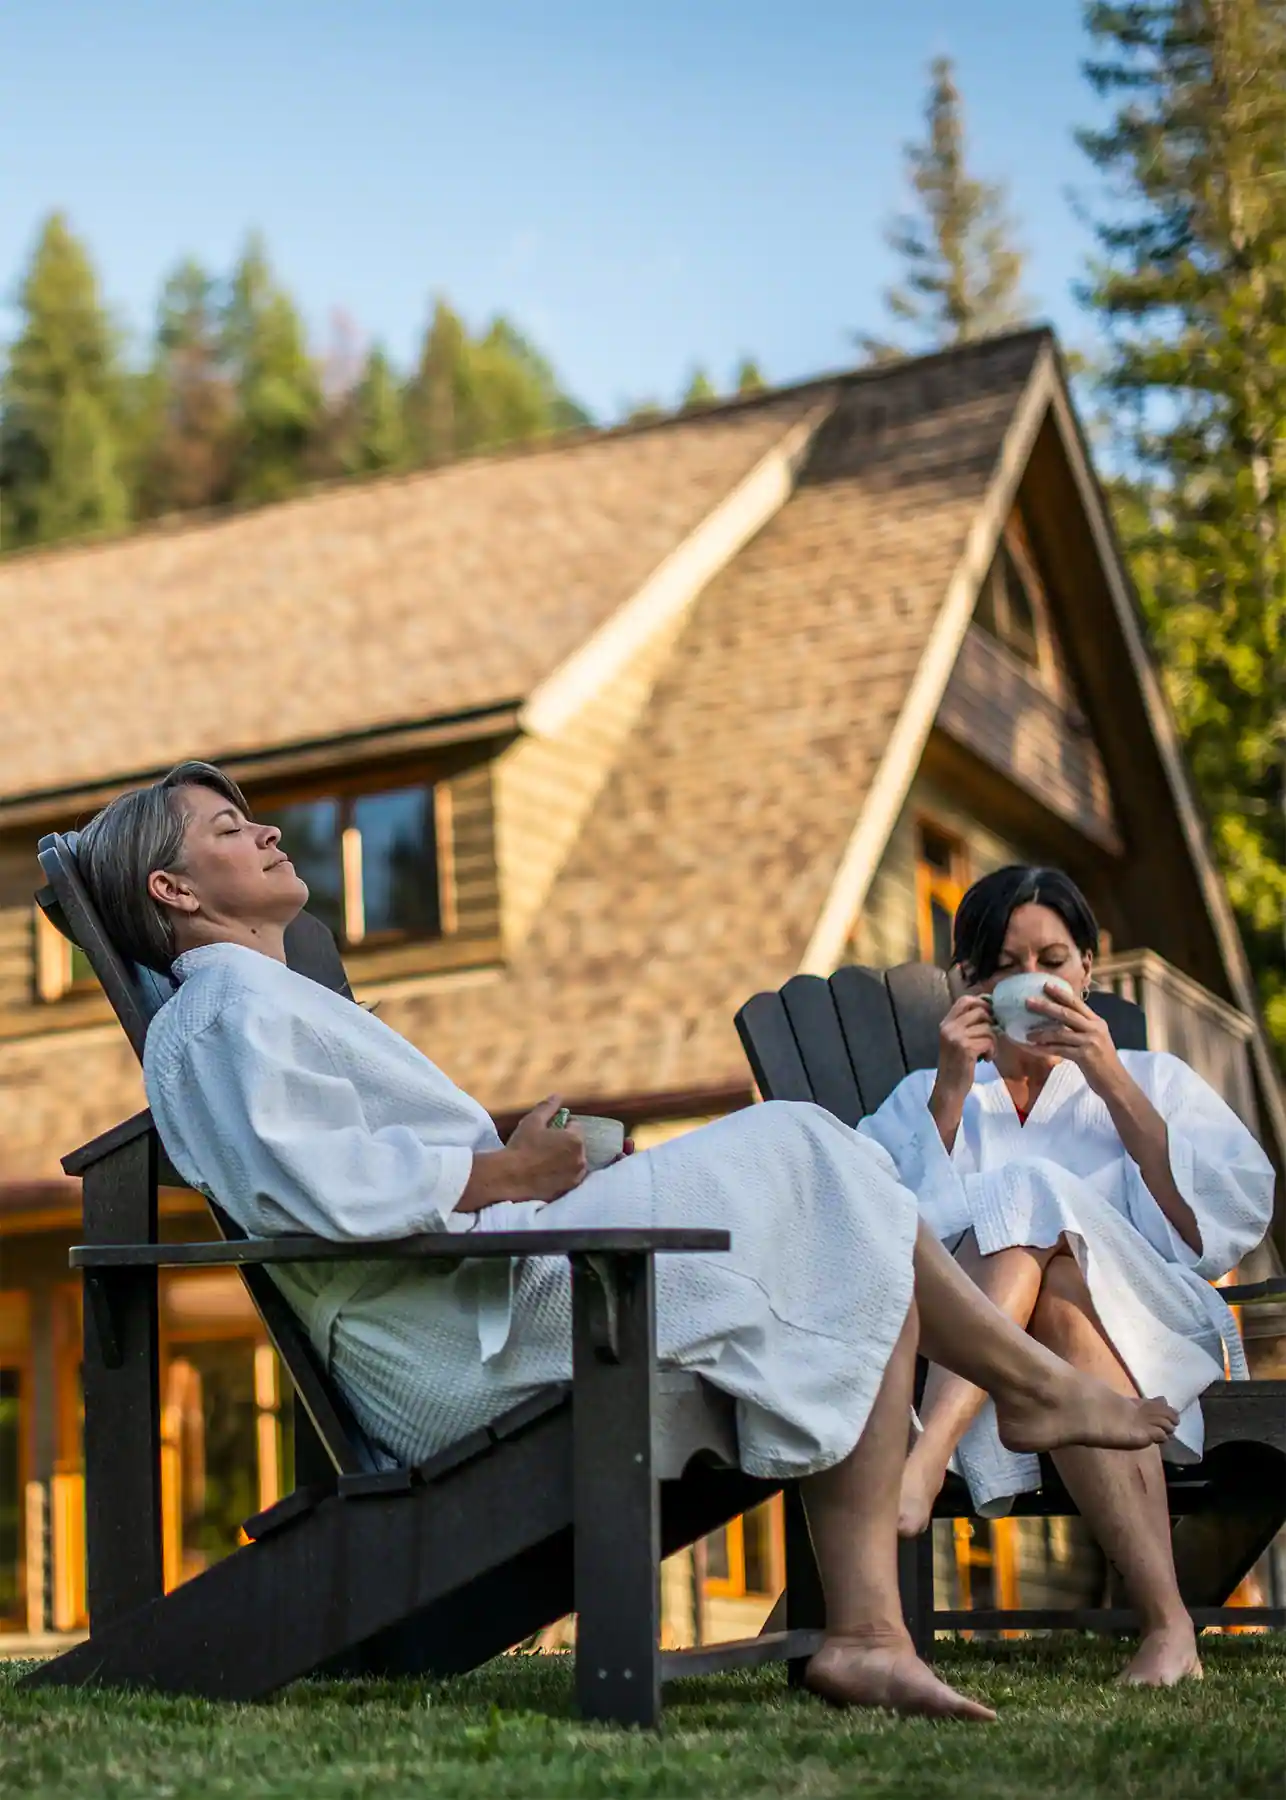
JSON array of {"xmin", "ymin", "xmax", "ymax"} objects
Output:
[{"xmin": 79, "ymin": 1127, "xmax": 163, "ymax": 1631}]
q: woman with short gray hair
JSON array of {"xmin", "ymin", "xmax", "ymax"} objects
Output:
[{"xmin": 77, "ymin": 764, "xmax": 1178, "ymax": 1721}]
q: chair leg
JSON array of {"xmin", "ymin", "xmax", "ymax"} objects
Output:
[
  {"xmin": 572, "ymin": 1252, "xmax": 662, "ymax": 1728},
  {"xmin": 899, "ymin": 1531, "xmax": 935, "ymax": 1660},
  {"xmin": 783, "ymin": 1483, "xmax": 825, "ymax": 1687},
  {"xmin": 81, "ymin": 1138, "xmax": 164, "ymax": 1632}
]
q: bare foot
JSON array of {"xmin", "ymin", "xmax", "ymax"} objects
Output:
[
  {"xmin": 898, "ymin": 1446, "xmax": 947, "ymax": 1537},
  {"xmin": 995, "ymin": 1363, "xmax": 1177, "ymax": 1457},
  {"xmin": 806, "ymin": 1634, "xmax": 996, "ymax": 1722},
  {"xmin": 1118, "ymin": 1625, "xmax": 1203, "ymax": 1688}
]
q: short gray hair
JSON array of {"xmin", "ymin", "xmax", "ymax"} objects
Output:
[{"xmin": 77, "ymin": 761, "xmax": 250, "ymax": 972}]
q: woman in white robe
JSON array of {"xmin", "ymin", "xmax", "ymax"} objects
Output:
[
  {"xmin": 75, "ymin": 764, "xmax": 1179, "ymax": 1721},
  {"xmin": 859, "ymin": 864, "xmax": 1275, "ymax": 1688}
]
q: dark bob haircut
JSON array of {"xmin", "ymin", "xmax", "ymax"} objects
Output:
[{"xmin": 952, "ymin": 865, "xmax": 1099, "ymax": 985}]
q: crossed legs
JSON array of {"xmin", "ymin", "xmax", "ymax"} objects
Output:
[
  {"xmin": 898, "ymin": 1234, "xmax": 1199, "ymax": 1686},
  {"xmin": 798, "ymin": 1222, "xmax": 1178, "ymax": 1717}
]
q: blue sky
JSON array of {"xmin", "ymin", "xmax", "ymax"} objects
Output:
[{"xmin": 1, "ymin": 1, "xmax": 1110, "ymax": 419}]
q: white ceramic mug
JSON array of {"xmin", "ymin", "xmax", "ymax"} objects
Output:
[
  {"xmin": 990, "ymin": 972, "xmax": 1075, "ymax": 1044},
  {"xmin": 567, "ymin": 1114, "xmax": 627, "ymax": 1172}
]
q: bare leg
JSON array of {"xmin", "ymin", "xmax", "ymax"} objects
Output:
[
  {"xmin": 911, "ymin": 1221, "xmax": 1177, "ymax": 1458},
  {"xmin": 1029, "ymin": 1255, "xmax": 1201, "ymax": 1687},
  {"xmin": 802, "ymin": 1301, "xmax": 996, "ymax": 1721},
  {"xmin": 900, "ymin": 1233, "xmax": 1061, "ymax": 1535}
]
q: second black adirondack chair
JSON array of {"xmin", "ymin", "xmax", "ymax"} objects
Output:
[
  {"xmin": 21, "ymin": 832, "xmax": 830, "ymax": 1726},
  {"xmin": 736, "ymin": 962, "xmax": 1286, "ymax": 1650}
]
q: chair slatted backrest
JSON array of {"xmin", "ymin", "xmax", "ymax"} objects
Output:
[
  {"xmin": 736, "ymin": 962, "xmax": 1148, "ymax": 1127},
  {"xmin": 36, "ymin": 831, "xmax": 381, "ymax": 1477}
]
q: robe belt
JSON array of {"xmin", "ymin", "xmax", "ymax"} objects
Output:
[
  {"xmin": 304, "ymin": 1260, "xmax": 386, "ymax": 1373},
  {"xmin": 301, "ymin": 1251, "xmax": 519, "ymax": 1373}
]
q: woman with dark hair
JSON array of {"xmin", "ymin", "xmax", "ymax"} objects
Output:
[
  {"xmin": 860, "ymin": 864, "xmax": 1274, "ymax": 1687},
  {"xmin": 73, "ymin": 771, "xmax": 1180, "ymax": 1722}
]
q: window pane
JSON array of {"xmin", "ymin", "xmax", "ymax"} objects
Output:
[
  {"xmin": 742, "ymin": 1502, "xmax": 774, "ymax": 1597},
  {"xmin": 0, "ymin": 1370, "xmax": 20, "ymax": 1623},
  {"xmin": 171, "ymin": 1342, "xmax": 260, "ymax": 1575},
  {"xmin": 255, "ymin": 799, "xmax": 342, "ymax": 938},
  {"xmin": 974, "ymin": 560, "xmax": 1003, "ymax": 638},
  {"xmin": 931, "ymin": 897, "xmax": 955, "ymax": 970},
  {"xmin": 918, "ymin": 826, "xmax": 956, "ymax": 875},
  {"xmin": 998, "ymin": 546, "xmax": 1039, "ymax": 664},
  {"xmin": 353, "ymin": 787, "xmax": 441, "ymax": 939},
  {"xmin": 69, "ymin": 943, "xmax": 97, "ymax": 987},
  {"xmin": 704, "ymin": 1525, "xmax": 731, "ymax": 1583}
]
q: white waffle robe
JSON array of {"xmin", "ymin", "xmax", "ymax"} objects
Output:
[
  {"xmin": 143, "ymin": 942, "xmax": 919, "ymax": 1479},
  {"xmin": 859, "ymin": 1054, "xmax": 1274, "ymax": 1514}
]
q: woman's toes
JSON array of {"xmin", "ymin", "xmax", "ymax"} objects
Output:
[
  {"xmin": 805, "ymin": 1641, "xmax": 996, "ymax": 1721},
  {"xmin": 1118, "ymin": 1629, "xmax": 1202, "ymax": 1687}
]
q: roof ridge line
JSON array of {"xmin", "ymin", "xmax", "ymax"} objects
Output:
[{"xmin": 0, "ymin": 326, "xmax": 1057, "ymax": 579}]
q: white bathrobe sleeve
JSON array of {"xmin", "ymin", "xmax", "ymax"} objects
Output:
[
  {"xmin": 1121, "ymin": 1052, "xmax": 1276, "ymax": 1280},
  {"xmin": 859, "ymin": 1070, "xmax": 973, "ymax": 1239},
  {"xmin": 161, "ymin": 995, "xmax": 476, "ymax": 1241}
]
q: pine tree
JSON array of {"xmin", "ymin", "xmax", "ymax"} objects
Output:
[
  {"xmin": 1079, "ymin": 0, "xmax": 1286, "ymax": 1058},
  {"xmin": 859, "ymin": 56, "xmax": 1029, "ymax": 360},
  {"xmin": 0, "ymin": 212, "xmax": 130, "ymax": 547},
  {"xmin": 735, "ymin": 358, "xmax": 767, "ymax": 395},
  {"xmin": 483, "ymin": 320, "xmax": 591, "ymax": 434},
  {"xmin": 221, "ymin": 234, "xmax": 322, "ymax": 505},
  {"xmin": 344, "ymin": 345, "xmax": 408, "ymax": 474},
  {"xmin": 405, "ymin": 297, "xmax": 470, "ymax": 465},
  {"xmin": 681, "ymin": 368, "xmax": 717, "ymax": 409},
  {"xmin": 136, "ymin": 258, "xmax": 235, "ymax": 517},
  {"xmin": 404, "ymin": 301, "xmax": 589, "ymax": 465},
  {"xmin": 465, "ymin": 318, "xmax": 560, "ymax": 452}
]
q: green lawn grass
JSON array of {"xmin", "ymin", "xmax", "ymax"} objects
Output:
[{"xmin": 2, "ymin": 1638, "xmax": 1282, "ymax": 1800}]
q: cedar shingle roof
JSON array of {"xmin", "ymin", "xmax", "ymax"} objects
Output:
[
  {"xmin": 377, "ymin": 333, "xmax": 1046, "ymax": 1109},
  {"xmin": 0, "ymin": 331, "xmax": 1049, "ymax": 1182},
  {"xmin": 0, "ymin": 396, "xmax": 814, "ymax": 801}
]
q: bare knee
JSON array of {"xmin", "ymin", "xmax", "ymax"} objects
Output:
[{"xmin": 1028, "ymin": 1252, "xmax": 1095, "ymax": 1354}]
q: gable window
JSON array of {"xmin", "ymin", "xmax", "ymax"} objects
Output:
[
  {"xmin": 916, "ymin": 821, "xmax": 968, "ymax": 970},
  {"xmin": 974, "ymin": 518, "xmax": 1051, "ymax": 676},
  {"xmin": 254, "ymin": 777, "xmax": 454, "ymax": 951}
]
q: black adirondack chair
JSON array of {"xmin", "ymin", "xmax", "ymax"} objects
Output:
[
  {"xmin": 736, "ymin": 963, "xmax": 1286, "ymax": 1650},
  {"xmin": 20, "ymin": 833, "xmax": 829, "ymax": 1726}
]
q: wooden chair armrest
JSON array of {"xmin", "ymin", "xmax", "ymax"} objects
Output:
[
  {"xmin": 1220, "ymin": 1277, "xmax": 1286, "ymax": 1307},
  {"xmin": 70, "ymin": 1227, "xmax": 730, "ymax": 1270}
]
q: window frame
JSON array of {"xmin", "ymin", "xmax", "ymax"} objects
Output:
[
  {"xmin": 974, "ymin": 515, "xmax": 1059, "ymax": 688},
  {"xmin": 914, "ymin": 818, "xmax": 969, "ymax": 970},
  {"xmin": 34, "ymin": 910, "xmax": 99, "ymax": 1004},
  {"xmin": 242, "ymin": 766, "xmax": 457, "ymax": 955},
  {"xmin": 702, "ymin": 1496, "xmax": 784, "ymax": 1602}
]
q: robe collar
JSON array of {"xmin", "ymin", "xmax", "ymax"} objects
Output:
[
  {"xmin": 171, "ymin": 941, "xmax": 276, "ymax": 983},
  {"xmin": 972, "ymin": 1058, "xmax": 1083, "ymax": 1144}
]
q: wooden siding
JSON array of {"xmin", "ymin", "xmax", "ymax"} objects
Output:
[
  {"xmin": 494, "ymin": 599, "xmax": 698, "ymax": 950},
  {"xmin": 0, "ymin": 839, "xmax": 41, "ymax": 1016},
  {"xmin": 845, "ymin": 774, "xmax": 1032, "ymax": 969},
  {"xmin": 434, "ymin": 760, "xmax": 501, "ymax": 948},
  {"xmin": 937, "ymin": 626, "xmax": 1119, "ymax": 852}
]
